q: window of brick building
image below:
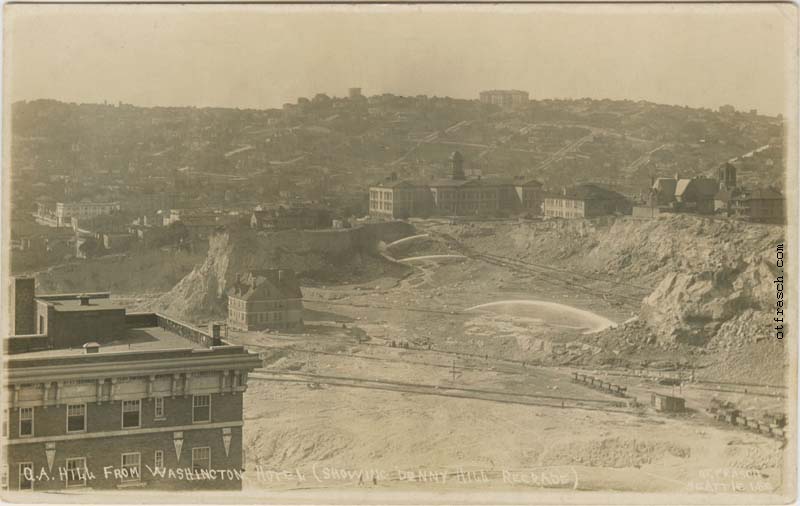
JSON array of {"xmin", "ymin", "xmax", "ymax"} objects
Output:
[
  {"xmin": 191, "ymin": 447, "xmax": 210, "ymax": 473},
  {"xmin": 19, "ymin": 407, "xmax": 33, "ymax": 437},
  {"xmin": 154, "ymin": 397, "xmax": 165, "ymax": 419},
  {"xmin": 67, "ymin": 404, "xmax": 86, "ymax": 433},
  {"xmin": 121, "ymin": 400, "xmax": 141, "ymax": 429},
  {"xmin": 1, "ymin": 465, "xmax": 8, "ymax": 490},
  {"xmin": 192, "ymin": 395, "xmax": 210, "ymax": 423},
  {"xmin": 154, "ymin": 450, "xmax": 164, "ymax": 470},
  {"xmin": 65, "ymin": 458, "xmax": 87, "ymax": 488},
  {"xmin": 120, "ymin": 453, "xmax": 141, "ymax": 482},
  {"xmin": 18, "ymin": 463, "xmax": 33, "ymax": 490}
]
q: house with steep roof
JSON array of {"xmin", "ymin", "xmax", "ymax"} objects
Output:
[
  {"xmin": 227, "ymin": 269, "xmax": 304, "ymax": 331},
  {"xmin": 642, "ymin": 174, "xmax": 719, "ymax": 215},
  {"xmin": 638, "ymin": 163, "xmax": 782, "ymax": 222},
  {"xmin": 650, "ymin": 178, "xmax": 679, "ymax": 206},
  {"xmin": 674, "ymin": 177, "xmax": 718, "ymax": 214},
  {"xmin": 513, "ymin": 177, "xmax": 544, "ymax": 213}
]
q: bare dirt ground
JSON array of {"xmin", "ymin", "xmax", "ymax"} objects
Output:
[
  {"xmin": 237, "ymin": 337, "xmax": 784, "ymax": 493},
  {"xmin": 225, "ymin": 221, "xmax": 789, "ymax": 495}
]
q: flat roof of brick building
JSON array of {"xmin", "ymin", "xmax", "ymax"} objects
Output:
[{"xmin": 10, "ymin": 324, "xmax": 207, "ymax": 359}]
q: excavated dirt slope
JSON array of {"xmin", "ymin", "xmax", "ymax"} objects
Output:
[
  {"xmin": 152, "ymin": 222, "xmax": 414, "ymax": 321},
  {"xmin": 419, "ymin": 215, "xmax": 787, "ymax": 385},
  {"xmin": 442, "ymin": 215, "xmax": 784, "ymax": 346}
]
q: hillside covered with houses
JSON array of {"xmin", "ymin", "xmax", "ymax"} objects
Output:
[{"xmin": 9, "ymin": 93, "xmax": 785, "ymax": 275}]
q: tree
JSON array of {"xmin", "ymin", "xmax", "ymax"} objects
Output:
[
  {"xmin": 148, "ymin": 221, "xmax": 189, "ymax": 249},
  {"xmin": 78, "ymin": 237, "xmax": 102, "ymax": 259}
]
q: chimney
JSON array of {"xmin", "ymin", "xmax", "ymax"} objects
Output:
[
  {"xmin": 278, "ymin": 269, "xmax": 284, "ymax": 282},
  {"xmin": 209, "ymin": 323, "xmax": 221, "ymax": 339},
  {"xmin": 82, "ymin": 342, "xmax": 100, "ymax": 354},
  {"xmin": 79, "ymin": 295, "xmax": 91, "ymax": 306},
  {"xmin": 675, "ymin": 173, "xmax": 681, "ymax": 181},
  {"xmin": 390, "ymin": 172, "xmax": 398, "ymax": 181},
  {"xmin": 562, "ymin": 187, "xmax": 567, "ymax": 196},
  {"xmin": 12, "ymin": 277, "xmax": 36, "ymax": 335}
]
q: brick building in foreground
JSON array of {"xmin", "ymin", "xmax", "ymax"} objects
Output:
[{"xmin": 2, "ymin": 278, "xmax": 261, "ymax": 492}]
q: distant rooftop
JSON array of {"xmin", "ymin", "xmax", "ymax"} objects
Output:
[
  {"xmin": 373, "ymin": 175, "xmax": 534, "ymax": 189},
  {"xmin": 741, "ymin": 188, "xmax": 784, "ymax": 200},
  {"xmin": 480, "ymin": 89, "xmax": 529, "ymax": 95},
  {"xmin": 549, "ymin": 183, "xmax": 627, "ymax": 201},
  {"xmin": 371, "ymin": 179, "xmax": 429, "ymax": 189},
  {"xmin": 229, "ymin": 269, "xmax": 302, "ymax": 301}
]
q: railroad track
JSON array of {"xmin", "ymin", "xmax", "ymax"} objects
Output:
[
  {"xmin": 471, "ymin": 252, "xmax": 644, "ymax": 306},
  {"xmin": 303, "ymin": 298, "xmax": 465, "ymax": 316},
  {"xmin": 250, "ymin": 370, "xmax": 631, "ymax": 414},
  {"xmin": 583, "ymin": 368, "xmax": 788, "ymax": 394},
  {"xmin": 433, "ymin": 232, "xmax": 648, "ymax": 307},
  {"xmin": 479, "ymin": 252, "xmax": 651, "ymax": 293},
  {"xmin": 244, "ymin": 340, "xmax": 546, "ymax": 378}
]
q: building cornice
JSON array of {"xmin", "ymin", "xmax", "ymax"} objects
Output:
[{"xmin": 5, "ymin": 353, "xmax": 262, "ymax": 385}]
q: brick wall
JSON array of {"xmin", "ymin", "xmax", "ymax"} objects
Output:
[
  {"xmin": 155, "ymin": 315, "xmax": 221, "ymax": 347},
  {"xmin": 5, "ymin": 426, "xmax": 243, "ymax": 491},
  {"xmin": 4, "ymin": 394, "xmax": 245, "ymax": 491},
  {"xmin": 3, "ymin": 335, "xmax": 49, "ymax": 354},
  {"xmin": 6, "ymin": 393, "xmax": 243, "ymax": 440},
  {"xmin": 41, "ymin": 306, "xmax": 127, "ymax": 348},
  {"xmin": 124, "ymin": 313, "xmax": 159, "ymax": 328}
]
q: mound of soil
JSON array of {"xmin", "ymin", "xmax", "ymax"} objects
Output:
[{"xmin": 152, "ymin": 224, "xmax": 414, "ymax": 322}]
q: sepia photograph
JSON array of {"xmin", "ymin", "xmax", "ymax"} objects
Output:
[{"xmin": 1, "ymin": 3, "xmax": 798, "ymax": 504}]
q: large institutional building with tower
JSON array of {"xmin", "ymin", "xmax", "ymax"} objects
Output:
[{"xmin": 369, "ymin": 152, "xmax": 543, "ymax": 219}]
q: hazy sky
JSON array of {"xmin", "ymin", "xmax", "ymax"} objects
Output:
[{"xmin": 4, "ymin": 4, "xmax": 798, "ymax": 115}]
